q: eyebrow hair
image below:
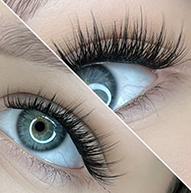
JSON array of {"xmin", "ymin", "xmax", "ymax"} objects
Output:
[
  {"xmin": 0, "ymin": 17, "xmax": 68, "ymax": 70},
  {"xmin": 3, "ymin": 0, "xmax": 48, "ymax": 22}
]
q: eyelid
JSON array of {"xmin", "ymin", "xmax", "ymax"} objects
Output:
[
  {"xmin": 51, "ymin": 15, "xmax": 188, "ymax": 122},
  {"xmin": 115, "ymin": 67, "xmax": 186, "ymax": 124},
  {"xmin": 0, "ymin": 56, "xmax": 133, "ymax": 184},
  {"xmin": 0, "ymin": 129, "xmax": 98, "ymax": 188}
]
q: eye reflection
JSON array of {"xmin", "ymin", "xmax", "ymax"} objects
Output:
[
  {"xmin": 17, "ymin": 109, "xmax": 66, "ymax": 151},
  {"xmin": 76, "ymin": 63, "xmax": 157, "ymax": 109},
  {"xmin": 76, "ymin": 65, "xmax": 117, "ymax": 108}
]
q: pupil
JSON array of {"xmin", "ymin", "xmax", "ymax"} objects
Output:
[
  {"xmin": 17, "ymin": 109, "xmax": 67, "ymax": 151},
  {"xmin": 35, "ymin": 121, "xmax": 45, "ymax": 132}
]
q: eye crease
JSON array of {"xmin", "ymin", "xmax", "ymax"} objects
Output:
[{"xmin": 54, "ymin": 15, "xmax": 186, "ymax": 110}]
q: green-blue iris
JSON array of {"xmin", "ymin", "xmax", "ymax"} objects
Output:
[
  {"xmin": 17, "ymin": 110, "xmax": 66, "ymax": 151},
  {"xmin": 76, "ymin": 64, "xmax": 117, "ymax": 108}
]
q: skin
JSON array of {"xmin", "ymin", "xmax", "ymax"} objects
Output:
[
  {"xmin": 0, "ymin": 2, "xmax": 176, "ymax": 193},
  {"xmin": 14, "ymin": 0, "xmax": 191, "ymax": 188}
]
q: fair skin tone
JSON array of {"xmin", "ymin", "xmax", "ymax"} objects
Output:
[
  {"xmin": 0, "ymin": 3, "xmax": 176, "ymax": 193},
  {"xmin": 9, "ymin": 0, "xmax": 191, "ymax": 188}
]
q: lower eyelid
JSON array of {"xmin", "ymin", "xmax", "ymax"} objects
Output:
[
  {"xmin": 0, "ymin": 130, "xmax": 97, "ymax": 190},
  {"xmin": 115, "ymin": 69, "xmax": 184, "ymax": 124}
]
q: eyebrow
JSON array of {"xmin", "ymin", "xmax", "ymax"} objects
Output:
[
  {"xmin": 0, "ymin": 18, "xmax": 69, "ymax": 70},
  {"xmin": 3, "ymin": 0, "xmax": 48, "ymax": 22}
]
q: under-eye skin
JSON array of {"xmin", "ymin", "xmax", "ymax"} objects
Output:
[
  {"xmin": 0, "ymin": 91, "xmax": 118, "ymax": 185},
  {"xmin": 53, "ymin": 15, "xmax": 187, "ymax": 112}
]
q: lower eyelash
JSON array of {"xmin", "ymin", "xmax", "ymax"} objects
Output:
[
  {"xmin": 0, "ymin": 130, "xmax": 118, "ymax": 193},
  {"xmin": 2, "ymin": 91, "xmax": 119, "ymax": 185},
  {"xmin": 6, "ymin": 141, "xmax": 114, "ymax": 193},
  {"xmin": 0, "ymin": 131, "xmax": 92, "ymax": 188}
]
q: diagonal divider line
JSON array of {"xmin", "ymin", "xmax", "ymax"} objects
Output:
[{"xmin": 0, "ymin": 0, "xmax": 190, "ymax": 190}]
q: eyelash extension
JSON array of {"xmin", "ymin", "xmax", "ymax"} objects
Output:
[
  {"xmin": 53, "ymin": 14, "xmax": 187, "ymax": 71},
  {"xmin": 166, "ymin": 176, "xmax": 191, "ymax": 193},
  {"xmin": 3, "ymin": 91, "xmax": 118, "ymax": 185}
]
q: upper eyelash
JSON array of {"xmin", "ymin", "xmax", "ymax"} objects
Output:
[
  {"xmin": 3, "ymin": 91, "xmax": 118, "ymax": 185},
  {"xmin": 53, "ymin": 14, "xmax": 187, "ymax": 71}
]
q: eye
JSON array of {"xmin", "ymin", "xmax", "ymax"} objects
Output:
[
  {"xmin": 0, "ymin": 93, "xmax": 114, "ymax": 184},
  {"xmin": 54, "ymin": 17, "xmax": 186, "ymax": 111},
  {"xmin": 0, "ymin": 109, "xmax": 83, "ymax": 168},
  {"xmin": 76, "ymin": 63, "xmax": 156, "ymax": 109}
]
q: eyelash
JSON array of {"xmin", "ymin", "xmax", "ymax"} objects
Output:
[
  {"xmin": 3, "ymin": 91, "xmax": 117, "ymax": 185},
  {"xmin": 53, "ymin": 15, "xmax": 187, "ymax": 71}
]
